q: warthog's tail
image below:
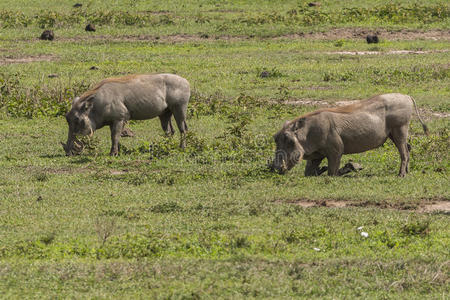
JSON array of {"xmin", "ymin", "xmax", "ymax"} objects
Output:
[{"xmin": 410, "ymin": 96, "xmax": 429, "ymax": 136}]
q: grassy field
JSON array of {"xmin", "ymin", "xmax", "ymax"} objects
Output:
[{"xmin": 0, "ymin": 0, "xmax": 449, "ymax": 298}]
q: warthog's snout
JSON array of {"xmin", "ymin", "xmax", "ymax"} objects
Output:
[
  {"xmin": 61, "ymin": 138, "xmax": 84, "ymax": 156},
  {"xmin": 271, "ymin": 149, "xmax": 303, "ymax": 174},
  {"xmin": 271, "ymin": 150, "xmax": 288, "ymax": 174}
]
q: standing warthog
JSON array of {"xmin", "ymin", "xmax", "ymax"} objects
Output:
[
  {"xmin": 62, "ymin": 73, "xmax": 190, "ymax": 156},
  {"xmin": 271, "ymin": 93, "xmax": 428, "ymax": 177}
]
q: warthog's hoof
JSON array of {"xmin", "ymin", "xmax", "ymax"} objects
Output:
[
  {"xmin": 317, "ymin": 166, "xmax": 328, "ymax": 175},
  {"xmin": 120, "ymin": 127, "xmax": 135, "ymax": 137},
  {"xmin": 338, "ymin": 162, "xmax": 363, "ymax": 176}
]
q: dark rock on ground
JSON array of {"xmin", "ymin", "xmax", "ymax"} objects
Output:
[
  {"xmin": 366, "ymin": 35, "xmax": 379, "ymax": 44},
  {"xmin": 73, "ymin": 3, "xmax": 82, "ymax": 8},
  {"xmin": 40, "ymin": 30, "xmax": 54, "ymax": 41},
  {"xmin": 85, "ymin": 24, "xmax": 96, "ymax": 32}
]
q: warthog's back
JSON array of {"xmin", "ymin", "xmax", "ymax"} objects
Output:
[{"xmin": 90, "ymin": 74, "xmax": 190, "ymax": 120}]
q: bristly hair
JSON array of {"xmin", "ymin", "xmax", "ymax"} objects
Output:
[
  {"xmin": 78, "ymin": 74, "xmax": 143, "ymax": 101},
  {"xmin": 289, "ymin": 95, "xmax": 381, "ymax": 125}
]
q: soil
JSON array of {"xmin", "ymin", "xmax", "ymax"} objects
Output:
[
  {"xmin": 324, "ymin": 50, "xmax": 449, "ymax": 55},
  {"xmin": 279, "ymin": 28, "xmax": 450, "ymax": 41},
  {"xmin": 36, "ymin": 28, "xmax": 450, "ymax": 43},
  {"xmin": 0, "ymin": 55, "xmax": 55, "ymax": 65},
  {"xmin": 276, "ymin": 198, "xmax": 450, "ymax": 213}
]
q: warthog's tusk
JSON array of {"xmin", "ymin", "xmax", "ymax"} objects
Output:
[
  {"xmin": 89, "ymin": 128, "xmax": 94, "ymax": 137},
  {"xmin": 281, "ymin": 159, "xmax": 287, "ymax": 171}
]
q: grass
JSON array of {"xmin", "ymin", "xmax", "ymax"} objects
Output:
[
  {"xmin": 1, "ymin": 39, "xmax": 449, "ymax": 118},
  {"xmin": 0, "ymin": 0, "xmax": 449, "ymax": 298}
]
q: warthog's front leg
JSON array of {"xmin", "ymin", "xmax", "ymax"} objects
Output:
[
  {"xmin": 110, "ymin": 120, "xmax": 125, "ymax": 156},
  {"xmin": 327, "ymin": 154, "xmax": 342, "ymax": 176},
  {"xmin": 304, "ymin": 158, "xmax": 325, "ymax": 176},
  {"xmin": 326, "ymin": 136, "xmax": 344, "ymax": 176}
]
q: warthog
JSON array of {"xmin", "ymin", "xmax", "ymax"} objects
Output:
[
  {"xmin": 271, "ymin": 93, "xmax": 428, "ymax": 177},
  {"xmin": 62, "ymin": 73, "xmax": 190, "ymax": 156}
]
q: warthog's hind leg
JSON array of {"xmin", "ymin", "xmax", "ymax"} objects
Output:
[
  {"xmin": 172, "ymin": 104, "xmax": 188, "ymax": 149},
  {"xmin": 406, "ymin": 143, "xmax": 411, "ymax": 173},
  {"xmin": 159, "ymin": 109, "xmax": 175, "ymax": 136},
  {"xmin": 390, "ymin": 126, "xmax": 410, "ymax": 177}
]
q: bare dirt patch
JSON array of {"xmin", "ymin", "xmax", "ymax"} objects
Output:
[
  {"xmin": 0, "ymin": 55, "xmax": 56, "ymax": 65},
  {"xmin": 276, "ymin": 198, "xmax": 450, "ymax": 213},
  {"xmin": 280, "ymin": 28, "xmax": 450, "ymax": 41},
  {"xmin": 418, "ymin": 201, "xmax": 450, "ymax": 213},
  {"xmin": 54, "ymin": 34, "xmax": 239, "ymax": 43},
  {"xmin": 324, "ymin": 49, "xmax": 449, "ymax": 56},
  {"xmin": 34, "ymin": 28, "xmax": 450, "ymax": 43},
  {"xmin": 110, "ymin": 170, "xmax": 129, "ymax": 175}
]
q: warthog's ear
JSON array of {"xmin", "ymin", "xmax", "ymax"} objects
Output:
[
  {"xmin": 81, "ymin": 96, "xmax": 95, "ymax": 111},
  {"xmin": 72, "ymin": 97, "xmax": 80, "ymax": 106},
  {"xmin": 292, "ymin": 118, "xmax": 305, "ymax": 131}
]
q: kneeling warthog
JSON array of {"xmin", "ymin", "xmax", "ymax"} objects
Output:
[
  {"xmin": 271, "ymin": 93, "xmax": 428, "ymax": 177},
  {"xmin": 62, "ymin": 73, "xmax": 190, "ymax": 156}
]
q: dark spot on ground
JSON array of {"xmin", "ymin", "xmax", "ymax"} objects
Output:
[{"xmin": 260, "ymin": 71, "xmax": 270, "ymax": 78}]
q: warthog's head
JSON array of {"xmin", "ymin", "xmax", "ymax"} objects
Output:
[
  {"xmin": 270, "ymin": 123, "xmax": 304, "ymax": 174},
  {"xmin": 61, "ymin": 97, "xmax": 95, "ymax": 156}
]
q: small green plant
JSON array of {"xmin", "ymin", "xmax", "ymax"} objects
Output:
[
  {"xmin": 257, "ymin": 67, "xmax": 284, "ymax": 78},
  {"xmin": 334, "ymin": 39, "xmax": 345, "ymax": 47},
  {"xmin": 33, "ymin": 171, "xmax": 49, "ymax": 182},
  {"xmin": 401, "ymin": 218, "xmax": 431, "ymax": 236},
  {"xmin": 151, "ymin": 201, "xmax": 183, "ymax": 213},
  {"xmin": 94, "ymin": 217, "xmax": 117, "ymax": 246}
]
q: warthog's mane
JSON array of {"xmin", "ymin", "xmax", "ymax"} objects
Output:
[
  {"xmin": 78, "ymin": 74, "xmax": 144, "ymax": 101},
  {"xmin": 290, "ymin": 95, "xmax": 381, "ymax": 125}
]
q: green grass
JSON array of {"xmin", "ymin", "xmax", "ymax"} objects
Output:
[
  {"xmin": 1, "ymin": 38, "xmax": 449, "ymax": 118},
  {"xmin": 0, "ymin": 0, "xmax": 449, "ymax": 298}
]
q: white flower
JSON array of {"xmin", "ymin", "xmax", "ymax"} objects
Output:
[
  {"xmin": 313, "ymin": 247, "xmax": 321, "ymax": 251},
  {"xmin": 357, "ymin": 226, "xmax": 364, "ymax": 231},
  {"xmin": 361, "ymin": 232, "xmax": 369, "ymax": 238}
]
